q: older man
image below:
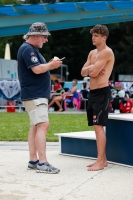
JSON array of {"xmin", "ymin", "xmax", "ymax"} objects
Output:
[{"xmin": 17, "ymin": 22, "xmax": 62, "ymax": 174}]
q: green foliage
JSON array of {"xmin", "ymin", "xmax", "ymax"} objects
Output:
[
  {"xmin": 107, "ymin": 22, "xmax": 133, "ymax": 78},
  {"xmin": 0, "ymin": 112, "xmax": 92, "ymax": 141},
  {"xmin": 45, "ymin": 27, "xmax": 94, "ymax": 80},
  {"xmin": 0, "ymin": 35, "xmax": 23, "ymax": 60},
  {"xmin": 0, "ymin": 0, "xmax": 17, "ymax": 4}
]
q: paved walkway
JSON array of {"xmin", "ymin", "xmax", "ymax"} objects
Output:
[{"xmin": 0, "ymin": 141, "xmax": 133, "ymax": 200}]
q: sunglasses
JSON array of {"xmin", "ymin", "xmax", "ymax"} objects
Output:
[{"xmin": 43, "ymin": 35, "xmax": 48, "ymax": 39}]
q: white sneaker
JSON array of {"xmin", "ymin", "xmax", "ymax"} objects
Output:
[
  {"xmin": 114, "ymin": 109, "xmax": 120, "ymax": 114},
  {"xmin": 49, "ymin": 107, "xmax": 54, "ymax": 112},
  {"xmin": 117, "ymin": 109, "xmax": 120, "ymax": 114}
]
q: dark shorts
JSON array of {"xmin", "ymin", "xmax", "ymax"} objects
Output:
[{"xmin": 87, "ymin": 86, "xmax": 111, "ymax": 126}]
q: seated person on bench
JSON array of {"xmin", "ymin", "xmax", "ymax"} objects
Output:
[
  {"xmin": 48, "ymin": 79, "xmax": 78, "ymax": 112},
  {"xmin": 53, "ymin": 79, "xmax": 62, "ymax": 91}
]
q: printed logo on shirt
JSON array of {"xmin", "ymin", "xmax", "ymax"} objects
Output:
[
  {"xmin": 31, "ymin": 56, "xmax": 38, "ymax": 63},
  {"xmin": 30, "ymin": 52, "xmax": 35, "ymax": 56}
]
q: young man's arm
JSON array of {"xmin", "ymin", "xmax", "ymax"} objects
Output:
[
  {"xmin": 81, "ymin": 51, "xmax": 92, "ymax": 77},
  {"xmin": 87, "ymin": 49, "xmax": 112, "ymax": 77}
]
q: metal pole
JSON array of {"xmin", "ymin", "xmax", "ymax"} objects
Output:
[
  {"xmin": 66, "ymin": 66, "xmax": 67, "ymax": 81},
  {"xmin": 61, "ymin": 65, "xmax": 63, "ymax": 81}
]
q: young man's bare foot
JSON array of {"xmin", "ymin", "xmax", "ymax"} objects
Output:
[
  {"xmin": 87, "ymin": 160, "xmax": 108, "ymax": 168},
  {"xmin": 87, "ymin": 161, "xmax": 105, "ymax": 171}
]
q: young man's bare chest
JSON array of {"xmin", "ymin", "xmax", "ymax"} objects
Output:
[{"xmin": 90, "ymin": 50, "xmax": 100, "ymax": 64}]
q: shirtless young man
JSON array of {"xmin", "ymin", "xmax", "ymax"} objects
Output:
[{"xmin": 81, "ymin": 24, "xmax": 115, "ymax": 171}]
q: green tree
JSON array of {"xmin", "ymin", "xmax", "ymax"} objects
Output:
[
  {"xmin": 1, "ymin": 22, "xmax": 133, "ymax": 81},
  {"xmin": 0, "ymin": 0, "xmax": 18, "ymax": 4},
  {"xmin": 107, "ymin": 22, "xmax": 133, "ymax": 80}
]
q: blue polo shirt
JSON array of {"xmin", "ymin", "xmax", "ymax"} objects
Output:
[{"xmin": 17, "ymin": 42, "xmax": 50, "ymax": 101}]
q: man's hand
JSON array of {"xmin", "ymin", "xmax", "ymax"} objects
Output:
[
  {"xmin": 49, "ymin": 59, "xmax": 62, "ymax": 70},
  {"xmin": 31, "ymin": 59, "xmax": 62, "ymax": 74},
  {"xmin": 99, "ymin": 69, "xmax": 105, "ymax": 76}
]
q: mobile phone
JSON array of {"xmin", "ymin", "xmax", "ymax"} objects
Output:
[{"xmin": 60, "ymin": 57, "xmax": 66, "ymax": 61}]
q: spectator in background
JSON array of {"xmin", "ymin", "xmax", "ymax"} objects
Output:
[
  {"xmin": 118, "ymin": 90, "xmax": 132, "ymax": 113},
  {"xmin": 80, "ymin": 82, "xmax": 90, "ymax": 99},
  {"xmin": 53, "ymin": 79, "xmax": 62, "ymax": 91},
  {"xmin": 82, "ymin": 82, "xmax": 87, "ymax": 90},
  {"xmin": 129, "ymin": 84, "xmax": 133, "ymax": 98},
  {"xmin": 83, "ymin": 77, "xmax": 90, "ymax": 91},
  {"xmin": 48, "ymin": 79, "xmax": 78, "ymax": 112},
  {"xmin": 65, "ymin": 79, "xmax": 79, "ymax": 108}
]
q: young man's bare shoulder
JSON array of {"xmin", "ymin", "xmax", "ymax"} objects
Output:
[
  {"xmin": 89, "ymin": 49, "xmax": 96, "ymax": 56},
  {"xmin": 104, "ymin": 47, "xmax": 115, "ymax": 63},
  {"xmin": 90, "ymin": 49, "xmax": 97, "ymax": 53},
  {"xmin": 106, "ymin": 46, "xmax": 114, "ymax": 54},
  {"xmin": 102, "ymin": 47, "xmax": 114, "ymax": 58}
]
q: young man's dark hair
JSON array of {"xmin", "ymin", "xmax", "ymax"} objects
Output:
[{"xmin": 90, "ymin": 24, "xmax": 109, "ymax": 38}]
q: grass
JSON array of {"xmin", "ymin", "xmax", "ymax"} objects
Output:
[{"xmin": 0, "ymin": 112, "xmax": 93, "ymax": 141}]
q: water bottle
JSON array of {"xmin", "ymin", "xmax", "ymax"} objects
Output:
[{"xmin": 51, "ymin": 85, "xmax": 54, "ymax": 92}]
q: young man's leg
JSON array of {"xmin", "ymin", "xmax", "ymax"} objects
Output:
[
  {"xmin": 87, "ymin": 87, "xmax": 110, "ymax": 171},
  {"xmin": 87, "ymin": 125, "xmax": 107, "ymax": 171}
]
